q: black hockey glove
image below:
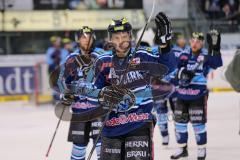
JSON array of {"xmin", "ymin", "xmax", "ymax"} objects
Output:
[
  {"xmin": 177, "ymin": 67, "xmax": 195, "ymax": 86},
  {"xmin": 207, "ymin": 29, "xmax": 221, "ymax": 55},
  {"xmin": 98, "ymin": 85, "xmax": 135, "ymax": 110},
  {"xmin": 60, "ymin": 93, "xmax": 78, "ymax": 106},
  {"xmin": 154, "ymin": 12, "xmax": 172, "ymax": 45}
]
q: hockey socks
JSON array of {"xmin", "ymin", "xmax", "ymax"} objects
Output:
[{"xmin": 71, "ymin": 143, "xmax": 86, "ymax": 160}]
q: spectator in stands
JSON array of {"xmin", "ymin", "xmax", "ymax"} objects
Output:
[
  {"xmin": 46, "ymin": 36, "xmax": 71, "ymax": 104},
  {"xmin": 203, "ymin": 0, "xmax": 239, "ymax": 19},
  {"xmin": 69, "ymin": 0, "xmax": 109, "ymax": 9},
  {"xmin": 46, "ymin": 36, "xmax": 61, "ymax": 74},
  {"xmin": 62, "ymin": 38, "xmax": 74, "ymax": 63},
  {"xmin": 220, "ymin": 0, "xmax": 239, "ymax": 18},
  {"xmin": 46, "ymin": 36, "xmax": 62, "ymax": 104},
  {"xmin": 88, "ymin": 0, "xmax": 108, "ymax": 9},
  {"xmin": 69, "ymin": 0, "xmax": 88, "ymax": 10},
  {"xmin": 204, "ymin": 0, "xmax": 224, "ymax": 18},
  {"xmin": 46, "ymin": 36, "xmax": 68, "ymax": 74}
]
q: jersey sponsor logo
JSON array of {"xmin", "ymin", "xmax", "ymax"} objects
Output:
[
  {"xmin": 190, "ymin": 116, "xmax": 203, "ymax": 121},
  {"xmin": 72, "ymin": 131, "xmax": 84, "ymax": 135},
  {"xmin": 109, "ymin": 68, "xmax": 144, "ymax": 85},
  {"xmin": 72, "ymin": 102, "xmax": 97, "ymax": 109},
  {"xmin": 189, "ymin": 109, "xmax": 203, "ymax": 115},
  {"xmin": 126, "ymin": 151, "xmax": 147, "ymax": 158},
  {"xmin": 92, "ymin": 129, "xmax": 100, "ymax": 135},
  {"xmin": 105, "ymin": 113, "xmax": 149, "ymax": 127},
  {"xmin": 91, "ymin": 121, "xmax": 102, "ymax": 127},
  {"xmin": 125, "ymin": 141, "xmax": 149, "ymax": 148},
  {"xmin": 104, "ymin": 148, "xmax": 121, "ymax": 154},
  {"xmin": 177, "ymin": 88, "xmax": 200, "ymax": 95},
  {"xmin": 187, "ymin": 63, "xmax": 203, "ymax": 71}
]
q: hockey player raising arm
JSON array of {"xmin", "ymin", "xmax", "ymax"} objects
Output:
[
  {"xmin": 93, "ymin": 12, "xmax": 176, "ymax": 160},
  {"xmin": 59, "ymin": 12, "xmax": 175, "ymax": 160},
  {"xmin": 170, "ymin": 30, "xmax": 223, "ymax": 160}
]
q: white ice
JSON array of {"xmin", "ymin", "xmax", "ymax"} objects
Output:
[{"xmin": 0, "ymin": 92, "xmax": 240, "ymax": 160}]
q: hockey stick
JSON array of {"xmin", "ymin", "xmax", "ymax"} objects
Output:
[
  {"xmin": 119, "ymin": 1, "xmax": 156, "ymax": 85},
  {"xmin": 45, "ymin": 105, "xmax": 67, "ymax": 159},
  {"xmin": 86, "ymin": 1, "xmax": 156, "ymax": 160}
]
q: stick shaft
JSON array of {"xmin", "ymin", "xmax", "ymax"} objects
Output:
[{"xmin": 45, "ymin": 105, "xmax": 66, "ymax": 158}]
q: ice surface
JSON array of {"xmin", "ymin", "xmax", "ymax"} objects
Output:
[{"xmin": 0, "ymin": 92, "xmax": 239, "ymax": 160}]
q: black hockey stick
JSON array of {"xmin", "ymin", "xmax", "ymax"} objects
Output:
[
  {"xmin": 45, "ymin": 105, "xmax": 67, "ymax": 159},
  {"xmin": 86, "ymin": 1, "xmax": 157, "ymax": 160}
]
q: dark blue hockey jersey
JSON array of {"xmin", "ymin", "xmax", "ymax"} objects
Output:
[
  {"xmin": 92, "ymin": 47, "xmax": 176, "ymax": 137},
  {"xmin": 174, "ymin": 48, "xmax": 223, "ymax": 100},
  {"xmin": 172, "ymin": 44, "xmax": 190, "ymax": 60},
  {"xmin": 57, "ymin": 47, "xmax": 108, "ymax": 113}
]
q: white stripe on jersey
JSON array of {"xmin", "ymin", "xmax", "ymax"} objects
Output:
[
  {"xmin": 132, "ymin": 86, "xmax": 148, "ymax": 92},
  {"xmin": 87, "ymin": 97, "xmax": 98, "ymax": 102},
  {"xmin": 136, "ymin": 49, "xmax": 159, "ymax": 58},
  {"xmin": 139, "ymin": 99, "xmax": 153, "ymax": 105}
]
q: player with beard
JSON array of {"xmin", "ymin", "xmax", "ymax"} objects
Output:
[{"xmin": 60, "ymin": 12, "xmax": 176, "ymax": 160}]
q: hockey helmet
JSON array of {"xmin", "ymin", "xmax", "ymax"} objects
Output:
[{"xmin": 107, "ymin": 18, "xmax": 132, "ymax": 38}]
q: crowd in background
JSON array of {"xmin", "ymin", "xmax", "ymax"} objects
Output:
[
  {"xmin": 32, "ymin": 0, "xmax": 143, "ymax": 10},
  {"xmin": 46, "ymin": 36, "xmax": 75, "ymax": 74},
  {"xmin": 68, "ymin": 0, "xmax": 142, "ymax": 9},
  {"xmin": 198, "ymin": 0, "xmax": 240, "ymax": 19}
]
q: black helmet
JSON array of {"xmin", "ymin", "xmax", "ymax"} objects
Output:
[
  {"xmin": 191, "ymin": 32, "xmax": 204, "ymax": 40},
  {"xmin": 107, "ymin": 18, "xmax": 132, "ymax": 38},
  {"xmin": 75, "ymin": 26, "xmax": 96, "ymax": 41}
]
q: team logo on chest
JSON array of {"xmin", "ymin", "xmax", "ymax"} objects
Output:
[{"xmin": 108, "ymin": 67, "xmax": 144, "ymax": 85}]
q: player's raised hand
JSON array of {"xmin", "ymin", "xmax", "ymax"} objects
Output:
[
  {"xmin": 207, "ymin": 29, "xmax": 221, "ymax": 54},
  {"xmin": 154, "ymin": 12, "xmax": 172, "ymax": 45}
]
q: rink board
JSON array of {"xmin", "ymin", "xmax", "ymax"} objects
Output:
[{"xmin": 0, "ymin": 50, "xmax": 236, "ymax": 103}]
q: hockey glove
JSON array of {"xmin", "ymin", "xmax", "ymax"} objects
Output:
[
  {"xmin": 98, "ymin": 85, "xmax": 135, "ymax": 110},
  {"xmin": 207, "ymin": 29, "xmax": 221, "ymax": 55},
  {"xmin": 60, "ymin": 93, "xmax": 78, "ymax": 106},
  {"xmin": 177, "ymin": 67, "xmax": 195, "ymax": 86},
  {"xmin": 154, "ymin": 12, "xmax": 172, "ymax": 45}
]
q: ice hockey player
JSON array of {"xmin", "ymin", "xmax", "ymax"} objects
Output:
[
  {"xmin": 59, "ymin": 26, "xmax": 106, "ymax": 160},
  {"xmin": 60, "ymin": 12, "xmax": 176, "ymax": 160},
  {"xmin": 170, "ymin": 30, "xmax": 223, "ymax": 160},
  {"xmin": 90, "ymin": 13, "xmax": 175, "ymax": 160},
  {"xmin": 172, "ymin": 33, "xmax": 190, "ymax": 58},
  {"xmin": 153, "ymin": 32, "xmax": 190, "ymax": 146}
]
